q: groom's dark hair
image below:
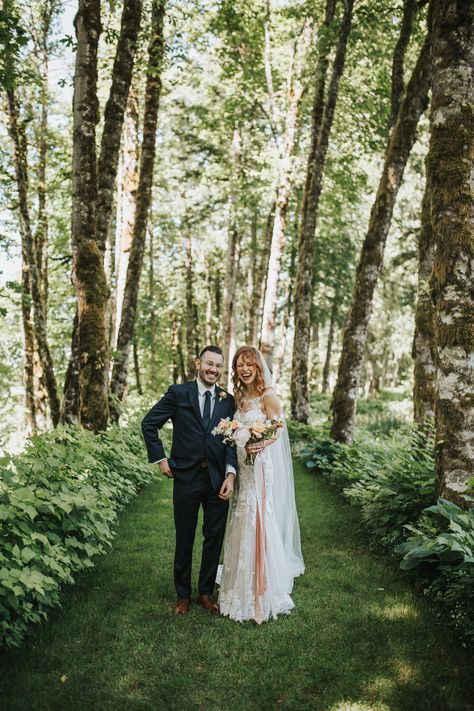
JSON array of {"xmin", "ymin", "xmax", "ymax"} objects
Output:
[{"xmin": 199, "ymin": 345, "xmax": 224, "ymax": 360}]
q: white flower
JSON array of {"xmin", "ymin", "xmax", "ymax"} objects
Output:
[{"xmin": 234, "ymin": 427, "xmax": 251, "ymax": 447}]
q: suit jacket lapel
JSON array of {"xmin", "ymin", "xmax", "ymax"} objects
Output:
[{"xmin": 188, "ymin": 381, "xmax": 204, "ymax": 429}]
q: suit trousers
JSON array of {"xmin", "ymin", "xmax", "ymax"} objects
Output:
[{"xmin": 172, "ymin": 466, "xmax": 229, "ymax": 598}]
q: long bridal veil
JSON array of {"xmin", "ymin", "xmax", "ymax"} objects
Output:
[{"xmin": 256, "ymin": 350, "xmax": 305, "ymax": 586}]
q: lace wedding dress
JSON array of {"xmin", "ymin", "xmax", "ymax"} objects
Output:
[{"xmin": 218, "ymin": 396, "xmax": 304, "ymax": 624}]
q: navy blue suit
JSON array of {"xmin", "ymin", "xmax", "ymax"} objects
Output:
[{"xmin": 141, "ymin": 380, "xmax": 237, "ymax": 598}]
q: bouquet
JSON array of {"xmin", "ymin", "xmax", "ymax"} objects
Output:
[{"xmin": 212, "ymin": 416, "xmax": 284, "ymax": 465}]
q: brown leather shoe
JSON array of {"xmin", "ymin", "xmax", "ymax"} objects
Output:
[
  {"xmin": 172, "ymin": 597, "xmax": 190, "ymax": 614},
  {"xmin": 196, "ymin": 594, "xmax": 219, "ymax": 615}
]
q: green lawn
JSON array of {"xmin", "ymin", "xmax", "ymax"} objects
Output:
[{"xmin": 1, "ymin": 462, "xmax": 473, "ymax": 711}]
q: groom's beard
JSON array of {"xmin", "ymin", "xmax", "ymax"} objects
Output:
[{"xmin": 198, "ymin": 370, "xmax": 220, "ymax": 387}]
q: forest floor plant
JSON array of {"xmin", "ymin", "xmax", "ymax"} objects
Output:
[
  {"xmin": 0, "ymin": 424, "xmax": 158, "ymax": 648},
  {"xmin": 300, "ymin": 419, "xmax": 474, "ymax": 644}
]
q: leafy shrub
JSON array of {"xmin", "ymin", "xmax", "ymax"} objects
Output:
[
  {"xmin": 299, "ymin": 424, "xmax": 474, "ymax": 643},
  {"xmin": 396, "ymin": 499, "xmax": 474, "ymax": 641},
  {"xmin": 342, "ymin": 429, "xmax": 436, "ymax": 548},
  {"xmin": 0, "ymin": 424, "xmax": 157, "ymax": 648}
]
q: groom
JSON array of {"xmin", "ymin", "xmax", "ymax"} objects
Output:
[{"xmin": 141, "ymin": 345, "xmax": 237, "ymax": 615}]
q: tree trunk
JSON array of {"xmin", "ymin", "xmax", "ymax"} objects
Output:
[
  {"xmin": 291, "ymin": 0, "xmax": 352, "ymax": 422},
  {"xmin": 221, "ymin": 224, "xmax": 240, "ymax": 387},
  {"xmin": 112, "ymin": 85, "xmax": 140, "ymax": 348},
  {"xmin": 412, "ymin": 177, "xmax": 436, "ymax": 424},
  {"xmin": 110, "ymin": 0, "xmax": 166, "ymax": 419},
  {"xmin": 21, "ymin": 253, "xmax": 37, "ymax": 433},
  {"xmin": 6, "ymin": 86, "xmax": 61, "ymax": 427},
  {"xmin": 96, "ymin": 0, "xmax": 143, "ymax": 254},
  {"xmin": 133, "ymin": 337, "xmax": 143, "ymax": 395},
  {"xmin": 273, "ymin": 234, "xmax": 296, "ymax": 385},
  {"xmin": 185, "ymin": 237, "xmax": 199, "ymax": 378},
  {"xmin": 222, "ymin": 126, "xmax": 242, "ymax": 385},
  {"xmin": 428, "ymin": 0, "xmax": 474, "ymax": 503},
  {"xmin": 389, "ymin": 0, "xmax": 418, "ymax": 130},
  {"xmin": 330, "ymin": 33, "xmax": 431, "ymax": 444},
  {"xmin": 148, "ymin": 223, "xmax": 158, "ymax": 392},
  {"xmin": 71, "ymin": 0, "xmax": 109, "ymax": 432},
  {"xmin": 61, "ymin": 308, "xmax": 80, "ymax": 424},
  {"xmin": 260, "ymin": 18, "xmax": 313, "ymax": 367},
  {"xmin": 322, "ymin": 297, "xmax": 338, "ymax": 394},
  {"xmin": 246, "ymin": 205, "xmax": 258, "ymax": 345},
  {"xmin": 250, "ymin": 203, "xmax": 274, "ymax": 346}
]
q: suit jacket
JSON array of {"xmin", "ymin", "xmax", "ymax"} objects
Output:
[{"xmin": 141, "ymin": 380, "xmax": 238, "ymax": 490}]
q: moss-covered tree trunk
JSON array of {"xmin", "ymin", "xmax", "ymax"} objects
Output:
[
  {"xmin": 427, "ymin": 0, "xmax": 474, "ymax": 503},
  {"xmin": 96, "ymin": 0, "xmax": 142, "ymax": 254},
  {"xmin": 71, "ymin": 0, "xmax": 108, "ymax": 432},
  {"xmin": 110, "ymin": 0, "xmax": 165, "ymax": 419},
  {"xmin": 413, "ymin": 178, "xmax": 436, "ymax": 424},
  {"xmin": 330, "ymin": 33, "xmax": 431, "ymax": 444},
  {"xmin": 291, "ymin": 0, "xmax": 352, "ymax": 421}
]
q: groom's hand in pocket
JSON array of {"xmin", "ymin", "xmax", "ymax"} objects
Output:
[
  {"xmin": 158, "ymin": 459, "xmax": 174, "ymax": 478},
  {"xmin": 219, "ymin": 473, "xmax": 235, "ymax": 501}
]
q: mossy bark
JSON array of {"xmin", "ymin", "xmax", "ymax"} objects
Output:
[
  {"xmin": 427, "ymin": 0, "xmax": 474, "ymax": 503},
  {"xmin": 413, "ymin": 177, "xmax": 436, "ymax": 425},
  {"xmin": 96, "ymin": 0, "xmax": 142, "ymax": 253},
  {"xmin": 291, "ymin": 0, "xmax": 353, "ymax": 422},
  {"xmin": 330, "ymin": 32, "xmax": 431, "ymax": 444},
  {"xmin": 110, "ymin": 0, "xmax": 165, "ymax": 419},
  {"xmin": 71, "ymin": 0, "xmax": 109, "ymax": 432}
]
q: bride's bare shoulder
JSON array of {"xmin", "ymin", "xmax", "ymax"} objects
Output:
[{"xmin": 262, "ymin": 388, "xmax": 282, "ymax": 418}]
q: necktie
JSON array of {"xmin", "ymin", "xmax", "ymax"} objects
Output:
[{"xmin": 203, "ymin": 390, "xmax": 212, "ymax": 429}]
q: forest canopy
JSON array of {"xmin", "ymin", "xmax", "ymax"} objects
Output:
[{"xmin": 0, "ymin": 0, "xmax": 473, "ymax": 504}]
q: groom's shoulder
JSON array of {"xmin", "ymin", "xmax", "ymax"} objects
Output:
[{"xmin": 167, "ymin": 381, "xmax": 192, "ymax": 394}]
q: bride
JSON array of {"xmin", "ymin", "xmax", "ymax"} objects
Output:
[{"xmin": 218, "ymin": 346, "xmax": 304, "ymax": 623}]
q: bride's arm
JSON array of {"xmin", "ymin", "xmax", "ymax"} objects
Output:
[
  {"xmin": 246, "ymin": 390, "xmax": 283, "ymax": 455},
  {"xmin": 262, "ymin": 389, "xmax": 282, "ymax": 420}
]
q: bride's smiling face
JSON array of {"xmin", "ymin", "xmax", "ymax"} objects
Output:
[{"xmin": 236, "ymin": 356, "xmax": 257, "ymax": 386}]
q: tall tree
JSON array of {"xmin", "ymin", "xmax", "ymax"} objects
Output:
[
  {"xmin": 428, "ymin": 0, "xmax": 474, "ymax": 503},
  {"xmin": 222, "ymin": 125, "xmax": 242, "ymax": 384},
  {"xmin": 291, "ymin": 0, "xmax": 353, "ymax": 421},
  {"xmin": 63, "ymin": 0, "xmax": 143, "ymax": 427},
  {"xmin": 412, "ymin": 176, "xmax": 435, "ymax": 424},
  {"xmin": 6, "ymin": 66, "xmax": 61, "ymax": 427},
  {"xmin": 259, "ymin": 14, "xmax": 313, "ymax": 366},
  {"xmin": 70, "ymin": 0, "xmax": 108, "ymax": 431},
  {"xmin": 110, "ymin": 0, "xmax": 166, "ymax": 418},
  {"xmin": 330, "ymin": 12, "xmax": 430, "ymax": 444},
  {"xmin": 96, "ymin": 0, "xmax": 143, "ymax": 253}
]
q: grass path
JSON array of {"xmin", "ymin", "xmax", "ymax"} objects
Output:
[{"xmin": 1, "ymin": 462, "xmax": 473, "ymax": 711}]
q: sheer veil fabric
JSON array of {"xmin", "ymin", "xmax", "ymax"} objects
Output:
[{"xmin": 256, "ymin": 349, "xmax": 305, "ymax": 585}]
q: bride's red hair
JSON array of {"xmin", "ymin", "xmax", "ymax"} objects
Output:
[{"xmin": 231, "ymin": 346, "xmax": 268, "ymax": 409}]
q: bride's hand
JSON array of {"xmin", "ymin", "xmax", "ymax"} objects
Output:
[{"xmin": 245, "ymin": 437, "xmax": 275, "ymax": 455}]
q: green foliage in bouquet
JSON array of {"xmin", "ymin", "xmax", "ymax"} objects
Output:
[{"xmin": 0, "ymin": 425, "xmax": 157, "ymax": 648}]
